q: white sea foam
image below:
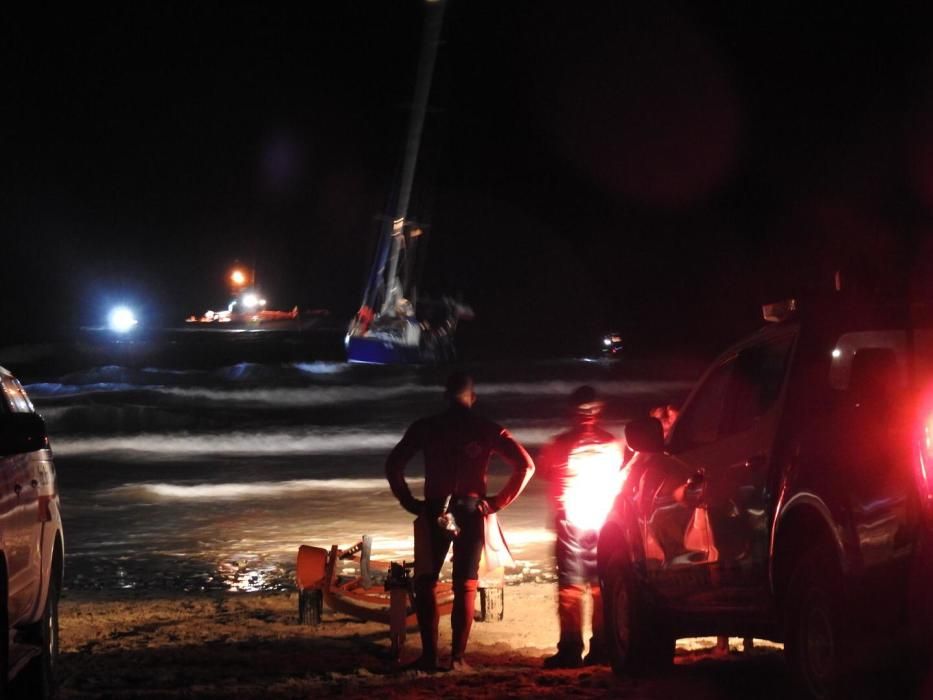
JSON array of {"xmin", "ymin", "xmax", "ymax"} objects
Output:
[
  {"xmin": 155, "ymin": 379, "xmax": 688, "ymax": 406},
  {"xmin": 292, "ymin": 362, "xmax": 348, "ymax": 375},
  {"xmin": 156, "ymin": 383, "xmax": 435, "ymax": 407},
  {"xmin": 51, "ymin": 422, "xmax": 591, "ymax": 458},
  {"xmin": 53, "ymin": 429, "xmax": 403, "ymax": 458},
  {"xmin": 28, "ymin": 373, "xmax": 689, "ymax": 405},
  {"xmin": 51, "ymin": 423, "xmax": 618, "ymax": 459},
  {"xmin": 108, "ymin": 477, "xmax": 410, "ymax": 500}
]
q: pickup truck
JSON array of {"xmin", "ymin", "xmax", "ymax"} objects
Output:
[
  {"xmin": 599, "ymin": 298, "xmax": 933, "ymax": 698},
  {"xmin": 0, "ymin": 366, "xmax": 63, "ymax": 698}
]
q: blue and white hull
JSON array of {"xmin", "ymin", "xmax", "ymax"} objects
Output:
[{"xmin": 345, "ymin": 335, "xmax": 425, "ymax": 365}]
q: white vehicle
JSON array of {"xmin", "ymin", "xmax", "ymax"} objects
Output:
[{"xmin": 0, "ymin": 367, "xmax": 63, "ymax": 698}]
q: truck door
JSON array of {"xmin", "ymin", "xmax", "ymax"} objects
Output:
[
  {"xmin": 654, "ymin": 332, "xmax": 795, "ymax": 609},
  {"xmin": 0, "ymin": 375, "xmax": 43, "ymax": 624},
  {"xmin": 0, "ymin": 456, "xmax": 36, "ymax": 626},
  {"xmin": 640, "ymin": 353, "xmax": 734, "ymax": 604}
]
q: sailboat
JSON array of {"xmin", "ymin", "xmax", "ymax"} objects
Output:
[{"xmin": 345, "ymin": 0, "xmax": 472, "ymax": 365}]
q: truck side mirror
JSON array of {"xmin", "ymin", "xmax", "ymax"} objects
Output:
[{"xmin": 625, "ymin": 417, "xmax": 665, "ymax": 454}]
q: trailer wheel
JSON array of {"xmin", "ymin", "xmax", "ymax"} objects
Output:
[
  {"xmin": 298, "ymin": 588, "xmax": 323, "ymax": 626},
  {"xmin": 475, "ymin": 587, "xmax": 504, "ymax": 622}
]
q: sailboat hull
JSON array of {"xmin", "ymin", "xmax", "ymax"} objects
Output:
[{"xmin": 345, "ymin": 335, "xmax": 426, "ymax": 365}]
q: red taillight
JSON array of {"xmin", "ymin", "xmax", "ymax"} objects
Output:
[{"xmin": 917, "ymin": 414, "xmax": 933, "ymax": 518}]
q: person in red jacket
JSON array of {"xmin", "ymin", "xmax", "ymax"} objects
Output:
[
  {"xmin": 386, "ymin": 371, "xmax": 535, "ymax": 671},
  {"xmin": 537, "ymin": 386, "xmax": 625, "ymax": 668}
]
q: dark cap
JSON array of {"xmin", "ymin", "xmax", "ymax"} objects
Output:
[{"xmin": 569, "ymin": 385, "xmax": 603, "ymax": 415}]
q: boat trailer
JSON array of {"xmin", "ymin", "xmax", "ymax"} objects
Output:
[{"xmin": 296, "ymin": 535, "xmax": 505, "ymax": 660}]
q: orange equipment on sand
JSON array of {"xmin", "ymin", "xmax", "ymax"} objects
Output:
[{"xmin": 296, "ymin": 531, "xmax": 507, "ymax": 663}]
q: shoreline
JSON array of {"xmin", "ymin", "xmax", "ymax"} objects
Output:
[{"xmin": 53, "ymin": 583, "xmax": 791, "ymax": 700}]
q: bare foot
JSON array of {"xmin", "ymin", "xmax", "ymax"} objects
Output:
[{"xmin": 449, "ymin": 657, "xmax": 474, "ymax": 672}]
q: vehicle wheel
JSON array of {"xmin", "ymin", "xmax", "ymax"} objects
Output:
[
  {"xmin": 602, "ymin": 549, "xmax": 672, "ymax": 676},
  {"xmin": 21, "ymin": 561, "xmax": 60, "ymax": 699},
  {"xmin": 785, "ymin": 543, "xmax": 848, "ymax": 700}
]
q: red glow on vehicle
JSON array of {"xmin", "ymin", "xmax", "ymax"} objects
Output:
[
  {"xmin": 915, "ymin": 390, "xmax": 933, "ymax": 516},
  {"xmin": 561, "ymin": 441, "xmax": 627, "ymax": 532}
]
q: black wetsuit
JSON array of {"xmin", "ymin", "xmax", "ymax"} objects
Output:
[
  {"xmin": 385, "ymin": 401, "xmax": 534, "ymax": 664},
  {"xmin": 386, "ymin": 403, "xmax": 534, "ymax": 580}
]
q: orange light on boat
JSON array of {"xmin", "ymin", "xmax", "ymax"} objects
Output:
[
  {"xmin": 230, "ymin": 269, "xmax": 247, "ymax": 286},
  {"xmin": 562, "ymin": 441, "xmax": 626, "ymax": 532}
]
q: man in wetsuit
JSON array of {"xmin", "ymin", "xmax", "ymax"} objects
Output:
[
  {"xmin": 386, "ymin": 372, "xmax": 535, "ymax": 671},
  {"xmin": 537, "ymin": 386, "xmax": 625, "ymax": 668}
]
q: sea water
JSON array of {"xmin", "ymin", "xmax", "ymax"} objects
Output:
[{"xmin": 25, "ymin": 358, "xmax": 691, "ymax": 592}]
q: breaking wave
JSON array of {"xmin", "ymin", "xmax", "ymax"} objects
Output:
[
  {"xmin": 156, "ymin": 383, "xmax": 435, "ymax": 407},
  {"xmin": 51, "ymin": 425, "xmax": 568, "ymax": 459},
  {"xmin": 26, "ymin": 382, "xmax": 144, "ymax": 398},
  {"xmin": 52, "ymin": 429, "xmax": 403, "ymax": 458},
  {"xmin": 31, "ymin": 378, "xmax": 689, "ymax": 407},
  {"xmin": 292, "ymin": 361, "xmax": 349, "ymax": 375},
  {"xmin": 107, "ymin": 477, "xmax": 408, "ymax": 500}
]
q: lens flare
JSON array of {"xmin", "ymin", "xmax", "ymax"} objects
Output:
[{"xmin": 562, "ymin": 441, "xmax": 626, "ymax": 531}]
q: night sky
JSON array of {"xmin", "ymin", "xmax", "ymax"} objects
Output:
[{"xmin": 5, "ymin": 2, "xmax": 933, "ymax": 358}]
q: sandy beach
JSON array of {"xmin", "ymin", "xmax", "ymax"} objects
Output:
[{"xmin": 45, "ymin": 582, "xmax": 794, "ymax": 700}]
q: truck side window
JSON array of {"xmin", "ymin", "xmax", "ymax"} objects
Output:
[
  {"xmin": 722, "ymin": 335, "xmax": 795, "ymax": 436},
  {"xmin": 669, "ymin": 358, "xmax": 734, "ymax": 451}
]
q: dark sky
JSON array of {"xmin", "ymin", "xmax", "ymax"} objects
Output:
[{"xmin": 4, "ymin": 2, "xmax": 933, "ymax": 356}]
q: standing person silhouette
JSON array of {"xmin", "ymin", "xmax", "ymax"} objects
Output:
[
  {"xmin": 538, "ymin": 386, "xmax": 626, "ymax": 668},
  {"xmin": 386, "ymin": 372, "xmax": 535, "ymax": 671}
]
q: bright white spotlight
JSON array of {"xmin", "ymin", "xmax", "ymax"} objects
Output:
[
  {"xmin": 242, "ymin": 293, "xmax": 259, "ymax": 309},
  {"xmin": 108, "ymin": 306, "xmax": 138, "ymax": 333}
]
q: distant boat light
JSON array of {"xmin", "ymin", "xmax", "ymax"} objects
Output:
[
  {"xmin": 831, "ymin": 348, "xmax": 842, "ymax": 359},
  {"xmin": 108, "ymin": 306, "xmax": 138, "ymax": 333}
]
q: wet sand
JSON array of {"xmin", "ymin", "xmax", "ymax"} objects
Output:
[{"xmin": 49, "ymin": 583, "xmax": 794, "ymax": 699}]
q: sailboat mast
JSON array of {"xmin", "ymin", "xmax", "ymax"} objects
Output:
[{"xmin": 381, "ymin": 0, "xmax": 446, "ymax": 315}]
